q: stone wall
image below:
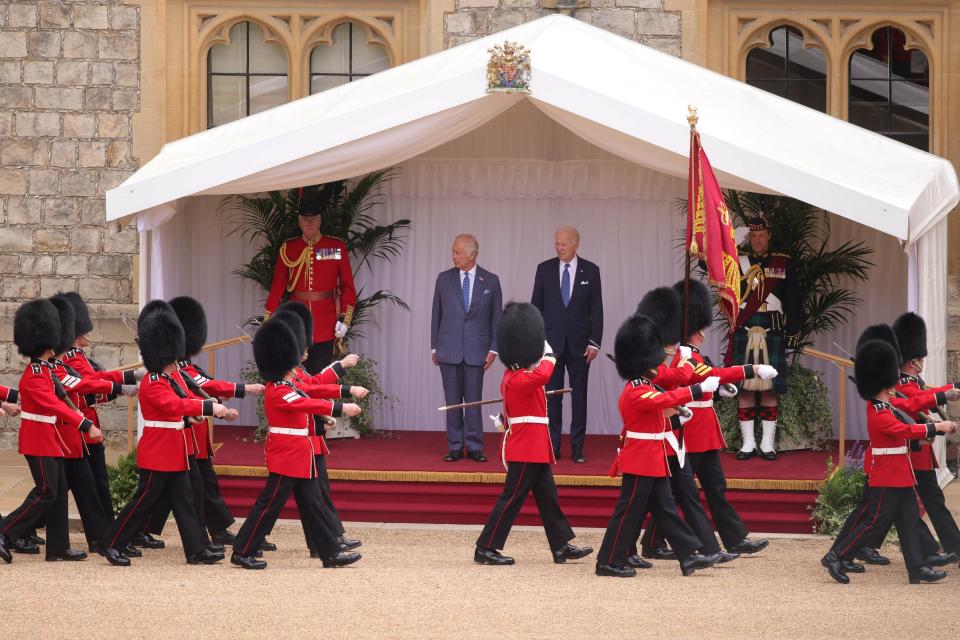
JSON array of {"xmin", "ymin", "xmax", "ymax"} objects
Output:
[
  {"xmin": 0, "ymin": 0, "xmax": 141, "ymax": 448},
  {"xmin": 444, "ymin": 0, "xmax": 681, "ymax": 56}
]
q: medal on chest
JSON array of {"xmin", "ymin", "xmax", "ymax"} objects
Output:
[{"xmin": 315, "ymin": 247, "xmax": 342, "ymax": 261}]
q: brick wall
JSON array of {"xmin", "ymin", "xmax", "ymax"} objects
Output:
[{"xmin": 0, "ymin": 0, "xmax": 141, "ymax": 448}]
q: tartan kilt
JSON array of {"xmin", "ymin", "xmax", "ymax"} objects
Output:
[{"xmin": 732, "ymin": 311, "xmax": 790, "ymax": 395}]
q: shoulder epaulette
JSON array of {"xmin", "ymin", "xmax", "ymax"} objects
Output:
[
  {"xmin": 30, "ymin": 363, "xmax": 41, "ymax": 375},
  {"xmin": 870, "ymin": 400, "xmax": 888, "ymax": 411},
  {"xmin": 149, "ymin": 373, "xmax": 160, "ymax": 381},
  {"xmin": 66, "ymin": 348, "xmax": 77, "ymax": 358}
]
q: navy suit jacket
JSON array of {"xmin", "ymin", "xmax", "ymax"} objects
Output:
[
  {"xmin": 531, "ymin": 256, "xmax": 603, "ymax": 356},
  {"xmin": 431, "ymin": 266, "xmax": 502, "ymax": 367}
]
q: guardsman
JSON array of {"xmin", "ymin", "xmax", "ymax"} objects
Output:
[
  {"xmin": 474, "ymin": 302, "xmax": 593, "ymax": 566},
  {"xmin": 596, "ymin": 314, "xmax": 720, "ymax": 578},
  {"xmin": 99, "ymin": 301, "xmax": 229, "ymax": 567},
  {"xmin": 638, "ymin": 282, "xmax": 774, "ymax": 563},
  {"xmin": 0, "ymin": 299, "xmax": 95, "ymax": 564},
  {"xmin": 822, "ymin": 337, "xmax": 956, "ymax": 584},
  {"xmin": 61, "ymin": 291, "xmax": 141, "ymax": 518},
  {"xmin": 230, "ymin": 316, "xmax": 362, "ymax": 570},
  {"xmin": 727, "ymin": 215, "xmax": 800, "ymax": 460},
  {"xmin": 264, "ymin": 186, "xmax": 357, "ymax": 373}
]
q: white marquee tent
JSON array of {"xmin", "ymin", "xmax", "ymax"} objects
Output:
[{"xmin": 107, "ymin": 15, "xmax": 958, "ymax": 483}]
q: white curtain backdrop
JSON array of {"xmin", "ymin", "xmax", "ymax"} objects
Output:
[{"xmin": 145, "ymin": 103, "xmax": 911, "ymax": 442}]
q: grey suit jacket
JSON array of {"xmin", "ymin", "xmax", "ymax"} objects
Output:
[{"xmin": 431, "ymin": 266, "xmax": 502, "ymax": 367}]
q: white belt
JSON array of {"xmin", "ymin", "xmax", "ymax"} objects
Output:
[
  {"xmin": 687, "ymin": 400, "xmax": 713, "ymax": 409},
  {"xmin": 20, "ymin": 412, "xmax": 56, "ymax": 424},
  {"xmin": 143, "ymin": 420, "xmax": 185, "ymax": 430},
  {"xmin": 872, "ymin": 446, "xmax": 908, "ymax": 456},
  {"xmin": 625, "ymin": 431, "xmax": 669, "ymax": 441},
  {"xmin": 506, "ymin": 416, "xmax": 549, "ymax": 426},
  {"xmin": 268, "ymin": 427, "xmax": 310, "ymax": 437}
]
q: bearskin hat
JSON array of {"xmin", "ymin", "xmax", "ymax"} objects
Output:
[
  {"xmin": 893, "ymin": 312, "xmax": 927, "ymax": 365},
  {"xmin": 137, "ymin": 301, "xmax": 185, "ymax": 373},
  {"xmin": 49, "ymin": 294, "xmax": 77, "ymax": 356},
  {"xmin": 496, "ymin": 302, "xmax": 545, "ymax": 369},
  {"xmin": 276, "ymin": 301, "xmax": 312, "ymax": 347},
  {"xmin": 854, "ymin": 324, "xmax": 900, "ymax": 363},
  {"xmin": 169, "ymin": 296, "xmax": 207, "ymax": 358},
  {"xmin": 13, "ymin": 299, "xmax": 61, "ymax": 358},
  {"xmin": 636, "ymin": 287, "xmax": 682, "ymax": 346},
  {"xmin": 673, "ymin": 279, "xmax": 713, "ymax": 337},
  {"xmin": 272, "ymin": 309, "xmax": 308, "ymax": 357},
  {"xmin": 854, "ymin": 339, "xmax": 900, "ymax": 400},
  {"xmin": 614, "ymin": 315, "xmax": 665, "ymax": 381},
  {"xmin": 61, "ymin": 291, "xmax": 93, "ymax": 336},
  {"xmin": 253, "ymin": 318, "xmax": 301, "ymax": 381}
]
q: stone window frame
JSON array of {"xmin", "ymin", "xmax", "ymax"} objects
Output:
[
  {"xmin": 304, "ymin": 19, "xmax": 394, "ymax": 95},
  {"xmin": 743, "ymin": 23, "xmax": 829, "ymax": 113}
]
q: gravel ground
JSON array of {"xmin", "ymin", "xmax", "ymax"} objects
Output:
[{"xmin": 1, "ymin": 522, "xmax": 958, "ymax": 640}]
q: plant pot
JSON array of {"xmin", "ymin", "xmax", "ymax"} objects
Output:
[{"xmin": 326, "ymin": 416, "xmax": 360, "ymax": 440}]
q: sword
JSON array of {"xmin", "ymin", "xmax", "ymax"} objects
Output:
[{"xmin": 439, "ymin": 388, "xmax": 571, "ymax": 412}]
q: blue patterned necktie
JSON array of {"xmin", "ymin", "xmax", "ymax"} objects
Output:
[
  {"xmin": 561, "ymin": 263, "xmax": 571, "ymax": 307},
  {"xmin": 462, "ymin": 271, "xmax": 471, "ymax": 312}
]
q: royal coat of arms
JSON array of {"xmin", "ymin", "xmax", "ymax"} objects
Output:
[{"xmin": 486, "ymin": 40, "xmax": 531, "ymax": 93}]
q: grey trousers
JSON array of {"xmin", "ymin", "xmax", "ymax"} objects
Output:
[{"xmin": 440, "ymin": 362, "xmax": 485, "ymax": 453}]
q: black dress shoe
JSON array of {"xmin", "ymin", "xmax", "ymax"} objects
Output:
[
  {"xmin": 571, "ymin": 448, "xmax": 586, "ymax": 464},
  {"xmin": 735, "ymin": 449, "xmax": 757, "ymax": 460},
  {"xmin": 760, "ymin": 450, "xmax": 778, "ymax": 461},
  {"xmin": 187, "ymin": 548, "xmax": 225, "ymax": 565},
  {"xmin": 854, "ymin": 547, "xmax": 890, "ymax": 565},
  {"xmin": 211, "ymin": 530, "xmax": 236, "ymax": 545},
  {"xmin": 474, "ymin": 547, "xmax": 515, "ymax": 565},
  {"xmin": 909, "ymin": 566, "xmax": 947, "ymax": 584},
  {"xmin": 842, "ymin": 560, "xmax": 865, "ymax": 573},
  {"xmin": 10, "ymin": 537, "xmax": 40, "ymax": 554},
  {"xmin": 626, "ymin": 554, "xmax": 653, "ymax": 569},
  {"xmin": 338, "ymin": 536, "xmax": 362, "ymax": 551},
  {"xmin": 100, "ymin": 547, "xmax": 131, "ymax": 567},
  {"xmin": 0, "ymin": 536, "xmax": 11, "ymax": 564},
  {"xmin": 133, "ymin": 532, "xmax": 165, "ymax": 549},
  {"xmin": 207, "ymin": 542, "xmax": 225, "ymax": 554},
  {"xmin": 552, "ymin": 543, "xmax": 593, "ymax": 564},
  {"xmin": 231, "ymin": 552, "xmax": 266, "ymax": 570},
  {"xmin": 467, "ymin": 450, "xmax": 488, "ymax": 462},
  {"xmin": 27, "ymin": 533, "xmax": 44, "ymax": 546},
  {"xmin": 596, "ymin": 562, "xmax": 636, "ymax": 577},
  {"xmin": 260, "ymin": 539, "xmax": 277, "ymax": 552},
  {"xmin": 252, "ymin": 547, "xmax": 264, "ymax": 558},
  {"xmin": 821, "ymin": 551, "xmax": 849, "ymax": 584},
  {"xmin": 729, "ymin": 538, "xmax": 769, "ymax": 554},
  {"xmin": 717, "ymin": 551, "xmax": 740, "ymax": 563},
  {"xmin": 322, "ymin": 551, "xmax": 361, "ymax": 568},
  {"xmin": 444, "ymin": 450, "xmax": 464, "ymax": 462},
  {"xmin": 46, "ymin": 549, "xmax": 87, "ymax": 562},
  {"xmin": 123, "ymin": 543, "xmax": 142, "ymax": 558},
  {"xmin": 642, "ymin": 547, "xmax": 677, "ymax": 561},
  {"xmin": 681, "ymin": 552, "xmax": 719, "ymax": 576},
  {"xmin": 925, "ymin": 552, "xmax": 959, "ymax": 567}
]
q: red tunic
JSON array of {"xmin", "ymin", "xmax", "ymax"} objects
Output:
[
  {"xmin": 50, "ymin": 359, "xmax": 118, "ymax": 459},
  {"xmin": 894, "ymin": 373, "xmax": 951, "ymax": 471},
  {"xmin": 265, "ymin": 236, "xmax": 357, "ymax": 343},
  {"xmin": 609, "ymin": 378, "xmax": 703, "ymax": 478},
  {"xmin": 63, "ymin": 347, "xmax": 130, "ymax": 445},
  {"xmin": 292, "ymin": 362, "xmax": 349, "ymax": 455},
  {"xmin": 263, "ymin": 380, "xmax": 341, "ymax": 478},
  {"xmin": 864, "ymin": 400, "xmax": 936, "ymax": 488},
  {"xmin": 178, "ymin": 360, "xmax": 246, "ymax": 460},
  {"xmin": 500, "ymin": 356, "xmax": 557, "ymax": 464},
  {"xmin": 137, "ymin": 371, "xmax": 213, "ymax": 472},
  {"xmin": 17, "ymin": 360, "xmax": 92, "ymax": 458},
  {"xmin": 0, "ymin": 384, "xmax": 18, "ymax": 404}
]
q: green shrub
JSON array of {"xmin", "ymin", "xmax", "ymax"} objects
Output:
[{"xmin": 107, "ymin": 450, "xmax": 139, "ymax": 513}]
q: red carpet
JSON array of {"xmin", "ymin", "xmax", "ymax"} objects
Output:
[{"xmin": 212, "ymin": 426, "xmax": 842, "ymax": 533}]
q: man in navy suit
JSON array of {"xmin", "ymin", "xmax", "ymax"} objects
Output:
[
  {"xmin": 531, "ymin": 227, "xmax": 603, "ymax": 463},
  {"xmin": 431, "ymin": 234, "xmax": 503, "ymax": 462}
]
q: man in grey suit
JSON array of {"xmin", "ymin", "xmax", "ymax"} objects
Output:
[{"xmin": 431, "ymin": 234, "xmax": 502, "ymax": 462}]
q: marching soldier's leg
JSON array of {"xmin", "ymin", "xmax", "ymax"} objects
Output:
[
  {"xmin": 186, "ymin": 456, "xmax": 211, "ymax": 545},
  {"xmin": 892, "ymin": 489, "xmax": 941, "ymax": 581},
  {"xmin": 86, "ymin": 443, "xmax": 114, "ymax": 517},
  {"xmin": 144, "ymin": 499, "xmax": 172, "ymax": 536},
  {"xmin": 167, "ymin": 470, "xmax": 214, "ymax": 561},
  {"xmin": 690, "ymin": 451, "xmax": 749, "ymax": 549},
  {"xmin": 647, "ymin": 478, "xmax": 715, "ymax": 575},
  {"xmin": 0, "ymin": 456, "xmax": 61, "ymax": 546},
  {"xmin": 476, "ymin": 462, "xmax": 537, "ymax": 554},
  {"xmin": 63, "ymin": 457, "xmax": 109, "ymax": 550},
  {"xmin": 664, "ymin": 456, "xmax": 721, "ymax": 555},
  {"xmin": 314, "ymin": 455, "xmax": 345, "ymax": 537},
  {"xmin": 43, "ymin": 458, "xmax": 72, "ymax": 558},
  {"xmin": 529, "ymin": 464, "xmax": 577, "ymax": 554},
  {"xmin": 101, "ymin": 470, "xmax": 169, "ymax": 562},
  {"xmin": 293, "ymin": 478, "xmax": 358, "ymax": 566},
  {"xmin": 233, "ymin": 473, "xmax": 296, "ymax": 562},
  {"xmin": 197, "ymin": 457, "xmax": 236, "ymax": 538},
  {"xmin": 597, "ymin": 474, "xmax": 654, "ymax": 574},
  {"xmin": 915, "ymin": 469, "xmax": 960, "ymax": 556}
]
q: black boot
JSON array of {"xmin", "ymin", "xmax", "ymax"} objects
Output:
[
  {"xmin": 46, "ymin": 549, "xmax": 87, "ymax": 562},
  {"xmin": 133, "ymin": 532, "xmax": 165, "ymax": 549},
  {"xmin": 231, "ymin": 552, "xmax": 267, "ymax": 570},
  {"xmin": 100, "ymin": 547, "xmax": 131, "ymax": 566},
  {"xmin": 717, "ymin": 551, "xmax": 740, "ymax": 563},
  {"xmin": 123, "ymin": 543, "xmax": 142, "ymax": 558},
  {"xmin": 259, "ymin": 538, "xmax": 277, "ymax": 552},
  {"xmin": 925, "ymin": 552, "xmax": 958, "ymax": 568},
  {"xmin": 909, "ymin": 566, "xmax": 947, "ymax": 584},
  {"xmin": 595, "ymin": 562, "xmax": 636, "ymax": 577},
  {"xmin": 211, "ymin": 530, "xmax": 236, "ymax": 545},
  {"xmin": 842, "ymin": 560, "xmax": 865, "ymax": 573},
  {"xmin": 322, "ymin": 552, "xmax": 361, "ymax": 568},
  {"xmin": 9, "ymin": 537, "xmax": 40, "ymax": 554},
  {"xmin": 641, "ymin": 546, "xmax": 676, "ymax": 561},
  {"xmin": 680, "ymin": 552, "xmax": 719, "ymax": 576},
  {"xmin": 187, "ymin": 548, "xmax": 225, "ymax": 565},
  {"xmin": 338, "ymin": 536, "xmax": 362, "ymax": 551},
  {"xmin": 474, "ymin": 547, "xmax": 514, "ymax": 565},
  {"xmin": 552, "ymin": 543, "xmax": 593, "ymax": 564},
  {"xmin": 626, "ymin": 554, "xmax": 652, "ymax": 569},
  {"xmin": 728, "ymin": 538, "xmax": 769, "ymax": 554},
  {"xmin": 821, "ymin": 551, "xmax": 849, "ymax": 584},
  {"xmin": 854, "ymin": 547, "xmax": 890, "ymax": 565}
]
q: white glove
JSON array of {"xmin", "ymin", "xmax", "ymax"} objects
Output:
[
  {"xmin": 678, "ymin": 346, "xmax": 692, "ymax": 360},
  {"xmin": 120, "ymin": 384, "xmax": 139, "ymax": 397},
  {"xmin": 543, "ymin": 340, "xmax": 553, "ymax": 355},
  {"xmin": 699, "ymin": 376, "xmax": 721, "ymax": 394},
  {"xmin": 334, "ymin": 321, "xmax": 348, "ymax": 339},
  {"xmin": 755, "ymin": 365, "xmax": 778, "ymax": 380},
  {"xmin": 134, "ymin": 368, "xmax": 147, "ymax": 381},
  {"xmin": 490, "ymin": 413, "xmax": 505, "ymax": 432},
  {"xmin": 718, "ymin": 384, "xmax": 739, "ymax": 398},
  {"xmin": 678, "ymin": 410, "xmax": 693, "ymax": 425}
]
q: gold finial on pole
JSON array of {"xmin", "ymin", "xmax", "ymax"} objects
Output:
[{"xmin": 687, "ymin": 105, "xmax": 698, "ymax": 130}]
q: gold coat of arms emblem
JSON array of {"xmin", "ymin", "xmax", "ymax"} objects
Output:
[{"xmin": 486, "ymin": 41, "xmax": 531, "ymax": 93}]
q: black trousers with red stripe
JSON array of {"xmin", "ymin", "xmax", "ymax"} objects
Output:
[
  {"xmin": 144, "ymin": 455, "xmax": 210, "ymax": 544},
  {"xmin": 196, "ymin": 456, "xmax": 235, "ymax": 535},
  {"xmin": 232, "ymin": 472, "xmax": 340, "ymax": 559},
  {"xmin": 599, "ymin": 473, "xmax": 700, "ymax": 567},
  {"xmin": 302, "ymin": 454, "xmax": 346, "ymax": 552},
  {"xmin": 476, "ymin": 461, "xmax": 574, "ymax": 552},
  {"xmin": 63, "ymin": 456, "xmax": 110, "ymax": 548},
  {"xmin": 639, "ymin": 455, "xmax": 721, "ymax": 555},
  {"xmin": 0, "ymin": 455, "xmax": 69, "ymax": 553},
  {"xmin": 831, "ymin": 486, "xmax": 925, "ymax": 573},
  {"xmin": 102, "ymin": 468, "xmax": 207, "ymax": 559}
]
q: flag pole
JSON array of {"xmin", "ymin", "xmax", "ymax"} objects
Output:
[{"xmin": 684, "ymin": 105, "xmax": 699, "ymax": 344}]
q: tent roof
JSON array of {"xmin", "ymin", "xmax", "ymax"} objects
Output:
[{"xmin": 106, "ymin": 14, "xmax": 957, "ymax": 244}]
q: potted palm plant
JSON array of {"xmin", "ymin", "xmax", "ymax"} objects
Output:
[{"xmin": 223, "ymin": 169, "xmax": 410, "ymax": 440}]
